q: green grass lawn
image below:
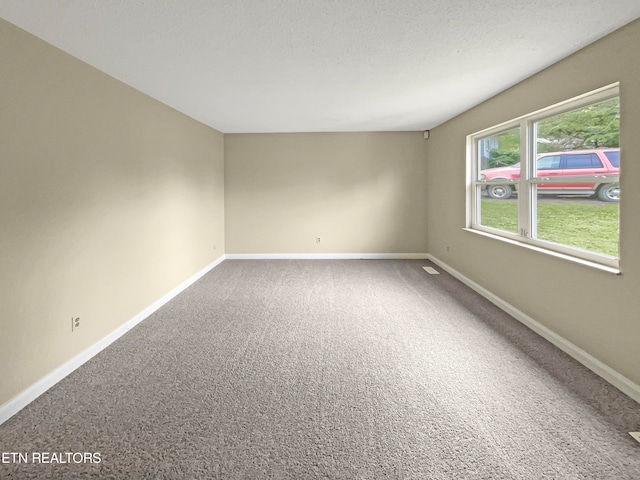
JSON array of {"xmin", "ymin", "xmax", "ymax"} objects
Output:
[{"xmin": 480, "ymin": 199, "xmax": 619, "ymax": 256}]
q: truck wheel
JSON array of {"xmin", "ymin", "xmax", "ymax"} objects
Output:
[
  {"xmin": 597, "ymin": 183, "xmax": 620, "ymax": 202},
  {"xmin": 486, "ymin": 184, "xmax": 513, "ymax": 200}
]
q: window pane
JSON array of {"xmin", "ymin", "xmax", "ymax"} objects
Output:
[
  {"xmin": 536, "ymin": 200, "xmax": 619, "ymax": 257},
  {"xmin": 534, "ymin": 98, "xmax": 619, "ymax": 200},
  {"xmin": 564, "ymin": 153, "xmax": 602, "ymax": 169},
  {"xmin": 478, "ymin": 127, "xmax": 520, "ymax": 171},
  {"xmin": 480, "ymin": 196, "xmax": 519, "ymax": 233},
  {"xmin": 604, "ymin": 150, "xmax": 620, "ymax": 167},
  {"xmin": 535, "ymin": 97, "xmax": 619, "ymax": 153},
  {"xmin": 533, "ymin": 96, "xmax": 620, "ymax": 256},
  {"xmin": 477, "ymin": 128, "xmax": 520, "ymax": 233},
  {"xmin": 537, "ymin": 155, "xmax": 561, "ymax": 170}
]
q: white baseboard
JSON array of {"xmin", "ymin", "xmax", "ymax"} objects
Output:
[
  {"xmin": 225, "ymin": 253, "xmax": 430, "ymax": 260},
  {"xmin": 426, "ymin": 254, "xmax": 640, "ymax": 405},
  {"xmin": 0, "ymin": 255, "xmax": 226, "ymax": 426}
]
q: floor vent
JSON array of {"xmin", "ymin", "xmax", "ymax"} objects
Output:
[
  {"xmin": 423, "ymin": 266, "xmax": 440, "ymax": 275},
  {"xmin": 630, "ymin": 432, "xmax": 640, "ymax": 444}
]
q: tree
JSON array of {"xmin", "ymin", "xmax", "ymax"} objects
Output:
[
  {"xmin": 486, "ymin": 128, "xmax": 519, "ymax": 168},
  {"xmin": 536, "ymin": 97, "xmax": 619, "ymax": 152},
  {"xmin": 484, "ymin": 97, "xmax": 619, "ymax": 168}
]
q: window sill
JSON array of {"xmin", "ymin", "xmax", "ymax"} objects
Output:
[{"xmin": 462, "ymin": 228, "xmax": 621, "ymax": 275}]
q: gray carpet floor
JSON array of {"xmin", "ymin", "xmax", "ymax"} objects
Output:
[{"xmin": 1, "ymin": 259, "xmax": 639, "ymax": 479}]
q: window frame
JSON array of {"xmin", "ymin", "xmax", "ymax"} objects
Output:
[{"xmin": 466, "ymin": 83, "xmax": 620, "ymax": 270}]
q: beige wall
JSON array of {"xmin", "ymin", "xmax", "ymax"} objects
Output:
[
  {"xmin": 0, "ymin": 19, "xmax": 225, "ymax": 405},
  {"xmin": 224, "ymin": 132, "xmax": 428, "ymax": 254},
  {"xmin": 425, "ymin": 19, "xmax": 640, "ymax": 386}
]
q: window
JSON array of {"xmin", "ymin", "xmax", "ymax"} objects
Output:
[
  {"xmin": 605, "ymin": 150, "xmax": 620, "ymax": 168},
  {"xmin": 564, "ymin": 154, "xmax": 602, "ymax": 169},
  {"xmin": 537, "ymin": 155, "xmax": 561, "ymax": 170},
  {"xmin": 468, "ymin": 84, "xmax": 620, "ymax": 269}
]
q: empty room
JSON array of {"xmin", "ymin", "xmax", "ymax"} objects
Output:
[{"xmin": 1, "ymin": 2, "xmax": 640, "ymax": 478}]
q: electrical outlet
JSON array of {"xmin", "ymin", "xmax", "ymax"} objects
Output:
[
  {"xmin": 446, "ymin": 246, "xmax": 450, "ymax": 252},
  {"xmin": 71, "ymin": 317, "xmax": 80, "ymax": 332},
  {"xmin": 316, "ymin": 237, "xmax": 321, "ymax": 243}
]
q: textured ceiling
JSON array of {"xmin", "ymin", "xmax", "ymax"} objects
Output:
[{"xmin": 1, "ymin": 1, "xmax": 640, "ymax": 133}]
